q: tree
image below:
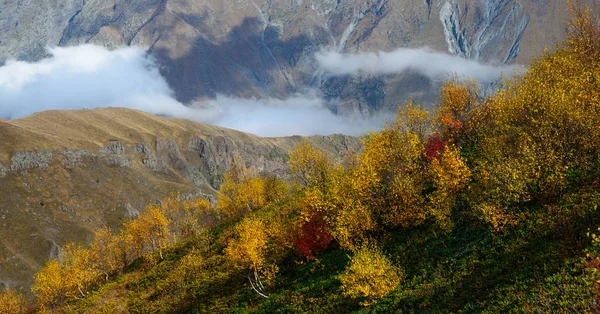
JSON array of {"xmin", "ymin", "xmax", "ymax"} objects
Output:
[
  {"xmin": 427, "ymin": 144, "xmax": 471, "ymax": 231},
  {"xmin": 289, "ymin": 141, "xmax": 332, "ymax": 188},
  {"xmin": 354, "ymin": 102, "xmax": 429, "ymax": 229},
  {"xmin": 467, "ymin": 0, "xmax": 600, "ymax": 231},
  {"xmin": 218, "ymin": 157, "xmax": 267, "ymax": 219},
  {"xmin": 32, "ymin": 259, "xmax": 68, "ymax": 308},
  {"xmin": 295, "ymin": 213, "xmax": 333, "ymax": 260},
  {"xmin": 90, "ymin": 227, "xmax": 121, "ymax": 281},
  {"xmin": 61, "ymin": 243, "xmax": 100, "ymax": 299},
  {"xmin": 436, "ymin": 79, "xmax": 480, "ymax": 144},
  {"xmin": 0, "ymin": 289, "xmax": 27, "ymax": 314},
  {"xmin": 225, "ymin": 217, "xmax": 273, "ymax": 298},
  {"xmin": 339, "ymin": 245, "xmax": 404, "ymax": 306},
  {"xmin": 125, "ymin": 205, "xmax": 173, "ymax": 262},
  {"xmin": 32, "ymin": 242, "xmax": 101, "ymax": 307}
]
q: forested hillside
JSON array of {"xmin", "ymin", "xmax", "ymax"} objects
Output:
[{"xmin": 2, "ymin": 2, "xmax": 599, "ymax": 313}]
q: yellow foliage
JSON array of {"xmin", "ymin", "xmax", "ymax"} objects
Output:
[
  {"xmin": 330, "ymin": 201, "xmax": 375, "ymax": 251},
  {"xmin": 392, "ymin": 100, "xmax": 433, "ymax": 142},
  {"xmin": 62, "ymin": 243, "xmax": 101, "ymax": 299},
  {"xmin": 468, "ymin": 0, "xmax": 600, "ymax": 231},
  {"xmin": 262, "ymin": 174, "xmax": 289, "ymax": 204},
  {"xmin": 339, "ymin": 245, "xmax": 404, "ymax": 306},
  {"xmin": 289, "ymin": 141, "xmax": 332, "ymax": 188},
  {"xmin": 32, "ymin": 259, "xmax": 68, "ymax": 308},
  {"xmin": 90, "ymin": 227, "xmax": 121, "ymax": 281},
  {"xmin": 0, "ymin": 289, "xmax": 27, "ymax": 314},
  {"xmin": 218, "ymin": 157, "xmax": 268, "ymax": 219},
  {"xmin": 356, "ymin": 112, "xmax": 427, "ymax": 228},
  {"xmin": 125, "ymin": 205, "xmax": 173, "ymax": 262},
  {"xmin": 428, "ymin": 145, "xmax": 471, "ymax": 231},
  {"xmin": 291, "ymin": 102, "xmax": 431, "ymax": 250},
  {"xmin": 225, "ymin": 217, "xmax": 269, "ymax": 271},
  {"xmin": 162, "ymin": 197, "xmax": 216, "ymax": 237},
  {"xmin": 33, "ymin": 243, "xmax": 102, "ymax": 307},
  {"xmin": 436, "ymin": 79, "xmax": 480, "ymax": 143},
  {"xmin": 225, "ymin": 216, "xmax": 280, "ymax": 293}
]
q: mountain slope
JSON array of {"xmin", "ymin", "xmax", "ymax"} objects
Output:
[
  {"xmin": 0, "ymin": 107, "xmax": 359, "ymax": 294},
  {"xmin": 1, "ymin": 0, "xmax": 598, "ymax": 113}
]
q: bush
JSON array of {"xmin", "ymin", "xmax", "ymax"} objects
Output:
[{"xmin": 339, "ymin": 245, "xmax": 404, "ymax": 306}]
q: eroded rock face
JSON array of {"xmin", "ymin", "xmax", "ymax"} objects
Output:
[
  {"xmin": 1, "ymin": 0, "xmax": 592, "ymax": 113},
  {"xmin": 0, "ymin": 137, "xmax": 294, "ymax": 189}
]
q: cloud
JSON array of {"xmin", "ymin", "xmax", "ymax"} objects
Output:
[
  {"xmin": 0, "ymin": 45, "xmax": 385, "ymax": 136},
  {"xmin": 203, "ymin": 95, "xmax": 390, "ymax": 137},
  {"xmin": 315, "ymin": 48, "xmax": 522, "ymax": 82}
]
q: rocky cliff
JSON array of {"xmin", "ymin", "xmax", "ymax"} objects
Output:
[
  {"xmin": 0, "ymin": 108, "xmax": 359, "ymax": 294},
  {"xmin": 1, "ymin": 0, "xmax": 596, "ymax": 114}
]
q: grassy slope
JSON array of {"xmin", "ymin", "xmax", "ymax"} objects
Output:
[
  {"xmin": 0, "ymin": 108, "xmax": 359, "ymax": 296},
  {"xmin": 55, "ymin": 207, "xmax": 596, "ymax": 314}
]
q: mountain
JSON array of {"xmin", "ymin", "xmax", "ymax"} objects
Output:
[
  {"xmin": 0, "ymin": 107, "xmax": 359, "ymax": 293},
  {"xmin": 6, "ymin": 9, "xmax": 600, "ymax": 310},
  {"xmin": 1, "ymin": 0, "xmax": 597, "ymax": 114}
]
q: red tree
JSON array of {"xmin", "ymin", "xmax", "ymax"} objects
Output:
[
  {"xmin": 425, "ymin": 134, "xmax": 447, "ymax": 160},
  {"xmin": 295, "ymin": 215, "xmax": 333, "ymax": 260}
]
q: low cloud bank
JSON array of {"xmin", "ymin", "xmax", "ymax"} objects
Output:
[
  {"xmin": 316, "ymin": 48, "xmax": 522, "ymax": 82},
  {"xmin": 204, "ymin": 95, "xmax": 389, "ymax": 137},
  {"xmin": 0, "ymin": 45, "xmax": 385, "ymax": 136}
]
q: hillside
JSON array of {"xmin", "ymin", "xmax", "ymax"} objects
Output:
[
  {"xmin": 1, "ymin": 0, "xmax": 598, "ymax": 114},
  {"xmin": 0, "ymin": 107, "xmax": 359, "ymax": 294},
  {"xmin": 1, "ymin": 3, "xmax": 598, "ymax": 313}
]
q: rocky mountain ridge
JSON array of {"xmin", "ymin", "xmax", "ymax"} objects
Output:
[{"xmin": 2, "ymin": 0, "xmax": 596, "ymax": 114}]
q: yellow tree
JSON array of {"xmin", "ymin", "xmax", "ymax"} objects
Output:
[
  {"xmin": 218, "ymin": 157, "xmax": 267, "ymax": 219},
  {"xmin": 155, "ymin": 196, "xmax": 220, "ymax": 239},
  {"xmin": 225, "ymin": 217, "xmax": 273, "ymax": 298},
  {"xmin": 289, "ymin": 141, "xmax": 332, "ymax": 189},
  {"xmin": 328, "ymin": 165, "xmax": 377, "ymax": 251},
  {"xmin": 262, "ymin": 173, "xmax": 288, "ymax": 204},
  {"xmin": 0, "ymin": 289, "xmax": 27, "ymax": 314},
  {"xmin": 33, "ymin": 244, "xmax": 102, "ymax": 307},
  {"xmin": 427, "ymin": 145, "xmax": 471, "ymax": 231},
  {"xmin": 435, "ymin": 79, "xmax": 480, "ymax": 144},
  {"xmin": 32, "ymin": 259, "xmax": 68, "ymax": 308},
  {"xmin": 339, "ymin": 245, "xmax": 404, "ymax": 306},
  {"xmin": 126, "ymin": 205, "xmax": 173, "ymax": 262},
  {"xmin": 61, "ymin": 243, "xmax": 101, "ymax": 299},
  {"xmin": 90, "ymin": 227, "xmax": 121, "ymax": 281},
  {"xmin": 355, "ymin": 101, "xmax": 430, "ymax": 229},
  {"xmin": 467, "ymin": 0, "xmax": 600, "ymax": 231},
  {"xmin": 114, "ymin": 227, "xmax": 141, "ymax": 272}
]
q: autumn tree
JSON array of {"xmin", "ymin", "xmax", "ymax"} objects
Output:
[
  {"xmin": 436, "ymin": 79, "xmax": 481, "ymax": 144},
  {"xmin": 125, "ymin": 205, "xmax": 173, "ymax": 262},
  {"xmin": 218, "ymin": 157, "xmax": 268, "ymax": 219},
  {"xmin": 32, "ymin": 259, "xmax": 68, "ymax": 308},
  {"xmin": 225, "ymin": 217, "xmax": 273, "ymax": 298},
  {"xmin": 295, "ymin": 212, "xmax": 333, "ymax": 260},
  {"xmin": 289, "ymin": 141, "xmax": 332, "ymax": 188},
  {"xmin": 339, "ymin": 245, "xmax": 404, "ymax": 306},
  {"xmin": 90, "ymin": 227, "xmax": 122, "ymax": 281},
  {"xmin": 0, "ymin": 289, "xmax": 27, "ymax": 314},
  {"xmin": 467, "ymin": 0, "xmax": 600, "ymax": 231},
  {"xmin": 353, "ymin": 101, "xmax": 430, "ymax": 229},
  {"xmin": 62, "ymin": 243, "xmax": 101, "ymax": 299},
  {"xmin": 427, "ymin": 145, "xmax": 471, "ymax": 231}
]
